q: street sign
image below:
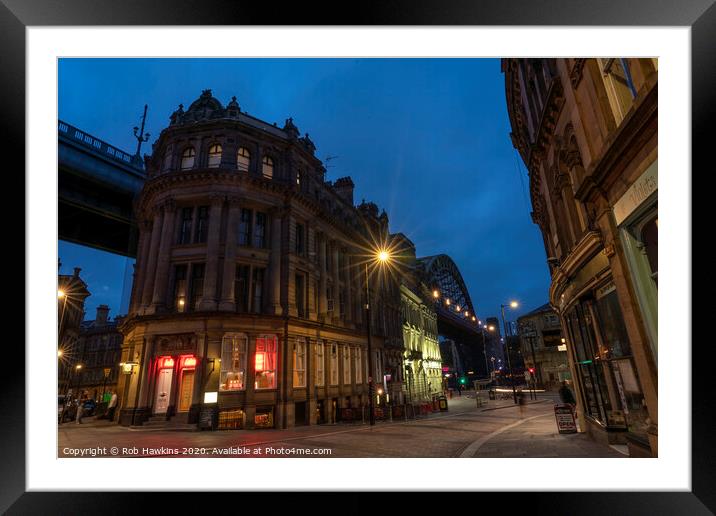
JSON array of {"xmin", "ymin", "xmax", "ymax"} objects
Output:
[{"xmin": 554, "ymin": 404, "xmax": 577, "ymax": 433}]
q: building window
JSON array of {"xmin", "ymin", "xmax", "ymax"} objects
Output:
[
  {"xmin": 326, "ymin": 285, "xmax": 334, "ymax": 314},
  {"xmin": 594, "ymin": 288, "xmax": 632, "ymax": 359},
  {"xmin": 180, "ymin": 147, "xmax": 195, "ymax": 170},
  {"xmin": 314, "ymin": 341, "xmax": 325, "ymax": 387},
  {"xmin": 326, "ymin": 243, "xmax": 333, "ymax": 273},
  {"xmin": 296, "ymin": 169, "xmax": 302, "ymax": 186},
  {"xmin": 189, "ymin": 264, "xmax": 204, "ymax": 311},
  {"xmin": 251, "ymin": 267, "xmax": 265, "ymax": 313},
  {"xmin": 178, "ymin": 207, "xmax": 193, "ymax": 244},
  {"xmin": 293, "ymin": 338, "xmax": 306, "ymax": 388},
  {"xmin": 207, "ymin": 144, "xmax": 222, "ymax": 168},
  {"xmin": 194, "ymin": 205, "xmax": 209, "ymax": 243},
  {"xmin": 262, "ymin": 156, "xmax": 274, "ymax": 179},
  {"xmin": 343, "ymin": 345, "xmax": 351, "ymax": 385},
  {"xmin": 354, "ymin": 347, "xmax": 362, "ymax": 384},
  {"xmin": 642, "ymin": 216, "xmax": 658, "ymax": 286},
  {"xmin": 173, "ymin": 264, "xmax": 188, "ymax": 312},
  {"xmin": 313, "ymin": 279, "xmax": 319, "ymax": 316},
  {"xmin": 564, "ymin": 302, "xmax": 612, "ymax": 423},
  {"xmin": 255, "ymin": 335, "xmax": 277, "ymax": 389},
  {"xmin": 220, "ymin": 333, "xmax": 247, "ymax": 391},
  {"xmin": 239, "ymin": 209, "xmax": 252, "ymax": 246},
  {"xmin": 329, "ymin": 343, "xmax": 339, "ymax": 386},
  {"xmin": 599, "ymin": 58, "xmax": 637, "ymax": 124},
  {"xmin": 253, "ymin": 212, "xmax": 267, "ymax": 248},
  {"xmin": 339, "ymin": 289, "xmax": 346, "ymax": 319},
  {"xmin": 295, "ymin": 223, "xmax": 305, "ymax": 255},
  {"xmin": 235, "ymin": 265, "xmax": 250, "ymax": 313},
  {"xmin": 237, "ymin": 147, "xmax": 251, "ymax": 172},
  {"xmin": 295, "ymin": 273, "xmax": 306, "ymax": 318}
]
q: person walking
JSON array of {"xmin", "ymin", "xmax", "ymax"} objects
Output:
[
  {"xmin": 559, "ymin": 381, "xmax": 576, "ymax": 405},
  {"xmin": 107, "ymin": 391, "xmax": 118, "ymax": 422},
  {"xmin": 517, "ymin": 389, "xmax": 526, "ymax": 417},
  {"xmin": 75, "ymin": 393, "xmax": 86, "ymax": 424}
]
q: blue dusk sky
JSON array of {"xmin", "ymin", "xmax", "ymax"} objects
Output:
[{"xmin": 58, "ymin": 58, "xmax": 550, "ymax": 325}]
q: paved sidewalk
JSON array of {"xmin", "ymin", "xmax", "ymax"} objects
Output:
[{"xmin": 470, "ymin": 412, "xmax": 625, "ymax": 458}]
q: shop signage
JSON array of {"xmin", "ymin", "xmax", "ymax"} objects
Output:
[
  {"xmin": 596, "ymin": 281, "xmax": 617, "ymax": 300},
  {"xmin": 554, "ymin": 404, "xmax": 577, "ymax": 433},
  {"xmin": 613, "ymin": 160, "xmax": 657, "ymax": 226},
  {"xmin": 158, "ymin": 334, "xmax": 197, "ymax": 355}
]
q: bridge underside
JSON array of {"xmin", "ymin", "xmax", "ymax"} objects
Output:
[
  {"xmin": 437, "ymin": 314, "xmax": 488, "ymax": 378},
  {"xmin": 59, "ymin": 199, "xmax": 137, "ymax": 258},
  {"xmin": 58, "ymin": 166, "xmax": 138, "ymax": 257}
]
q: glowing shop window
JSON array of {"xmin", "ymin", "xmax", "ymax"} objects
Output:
[{"xmin": 254, "ymin": 335, "xmax": 277, "ymax": 389}]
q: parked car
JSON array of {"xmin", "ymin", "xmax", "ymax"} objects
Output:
[{"xmin": 82, "ymin": 399, "xmax": 97, "ymax": 416}]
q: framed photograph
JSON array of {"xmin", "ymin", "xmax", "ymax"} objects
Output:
[{"xmin": 6, "ymin": 0, "xmax": 710, "ymax": 512}]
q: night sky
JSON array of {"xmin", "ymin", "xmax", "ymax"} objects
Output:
[{"xmin": 58, "ymin": 58, "xmax": 550, "ymax": 326}]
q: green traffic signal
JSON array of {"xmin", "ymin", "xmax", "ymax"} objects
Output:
[{"xmin": 459, "ymin": 377, "xmax": 466, "ymax": 384}]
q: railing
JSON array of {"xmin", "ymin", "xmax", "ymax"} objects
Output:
[{"xmin": 58, "ymin": 120, "xmax": 144, "ymax": 171}]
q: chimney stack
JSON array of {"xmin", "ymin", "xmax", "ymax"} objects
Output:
[
  {"xmin": 73, "ymin": 267, "xmax": 81, "ymax": 278},
  {"xmin": 333, "ymin": 177, "xmax": 355, "ymax": 205},
  {"xmin": 96, "ymin": 304, "xmax": 110, "ymax": 326}
]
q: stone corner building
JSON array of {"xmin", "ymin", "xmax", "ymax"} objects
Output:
[
  {"xmin": 117, "ymin": 90, "xmax": 403, "ymax": 430},
  {"xmin": 504, "ymin": 59, "xmax": 658, "ymax": 457}
]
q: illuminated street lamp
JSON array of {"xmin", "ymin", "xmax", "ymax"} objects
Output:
[
  {"xmin": 365, "ymin": 248, "xmax": 391, "ymax": 426},
  {"xmin": 500, "ymin": 300, "xmax": 519, "ymax": 404}
]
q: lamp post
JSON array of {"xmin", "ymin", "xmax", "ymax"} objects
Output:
[
  {"xmin": 500, "ymin": 300, "xmax": 519, "ymax": 404},
  {"xmin": 364, "ymin": 249, "xmax": 391, "ymax": 426}
]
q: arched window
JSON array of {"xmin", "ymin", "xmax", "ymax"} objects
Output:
[
  {"xmin": 207, "ymin": 144, "xmax": 222, "ymax": 168},
  {"xmin": 237, "ymin": 147, "xmax": 251, "ymax": 172},
  {"xmin": 180, "ymin": 147, "xmax": 195, "ymax": 170},
  {"xmin": 262, "ymin": 156, "xmax": 274, "ymax": 179}
]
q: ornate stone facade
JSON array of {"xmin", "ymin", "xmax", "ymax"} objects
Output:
[
  {"xmin": 504, "ymin": 58, "xmax": 658, "ymax": 456},
  {"xmin": 117, "ymin": 91, "xmax": 403, "ymax": 429}
]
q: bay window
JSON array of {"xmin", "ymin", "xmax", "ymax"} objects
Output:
[
  {"xmin": 314, "ymin": 340, "xmax": 325, "ymax": 387},
  {"xmin": 293, "ymin": 338, "xmax": 306, "ymax": 388},
  {"xmin": 254, "ymin": 335, "xmax": 277, "ymax": 389},
  {"xmin": 220, "ymin": 333, "xmax": 247, "ymax": 391},
  {"xmin": 354, "ymin": 347, "xmax": 362, "ymax": 384},
  {"xmin": 329, "ymin": 343, "xmax": 339, "ymax": 386},
  {"xmin": 343, "ymin": 345, "xmax": 351, "ymax": 385}
]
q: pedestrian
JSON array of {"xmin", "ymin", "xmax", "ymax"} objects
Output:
[
  {"xmin": 107, "ymin": 391, "xmax": 118, "ymax": 422},
  {"xmin": 517, "ymin": 389, "xmax": 526, "ymax": 417},
  {"xmin": 75, "ymin": 393, "xmax": 86, "ymax": 424},
  {"xmin": 558, "ymin": 380, "xmax": 576, "ymax": 406}
]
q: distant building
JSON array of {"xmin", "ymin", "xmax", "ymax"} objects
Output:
[
  {"xmin": 75, "ymin": 305, "xmax": 124, "ymax": 401},
  {"xmin": 517, "ymin": 303, "xmax": 570, "ymax": 390},
  {"xmin": 58, "ymin": 266, "xmax": 91, "ymax": 395},
  {"xmin": 394, "ymin": 234, "xmax": 442, "ymax": 403}
]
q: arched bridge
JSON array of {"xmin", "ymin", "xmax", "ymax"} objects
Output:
[{"xmin": 417, "ymin": 254, "xmax": 488, "ymax": 377}]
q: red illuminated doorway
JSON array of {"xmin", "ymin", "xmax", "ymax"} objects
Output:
[
  {"xmin": 178, "ymin": 356, "xmax": 196, "ymax": 412},
  {"xmin": 154, "ymin": 369, "xmax": 173, "ymax": 414}
]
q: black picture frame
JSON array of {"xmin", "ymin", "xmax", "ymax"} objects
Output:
[{"xmin": 5, "ymin": 0, "xmax": 710, "ymax": 513}]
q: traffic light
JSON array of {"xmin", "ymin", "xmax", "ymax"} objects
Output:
[
  {"xmin": 529, "ymin": 367, "xmax": 535, "ymax": 374},
  {"xmin": 459, "ymin": 376, "xmax": 466, "ymax": 385}
]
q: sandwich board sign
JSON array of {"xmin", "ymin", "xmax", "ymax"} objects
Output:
[{"xmin": 554, "ymin": 404, "xmax": 577, "ymax": 433}]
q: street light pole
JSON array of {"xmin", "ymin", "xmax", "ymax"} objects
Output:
[
  {"xmin": 501, "ymin": 303, "xmax": 518, "ymax": 404},
  {"xmin": 365, "ymin": 262, "xmax": 375, "ymax": 426}
]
